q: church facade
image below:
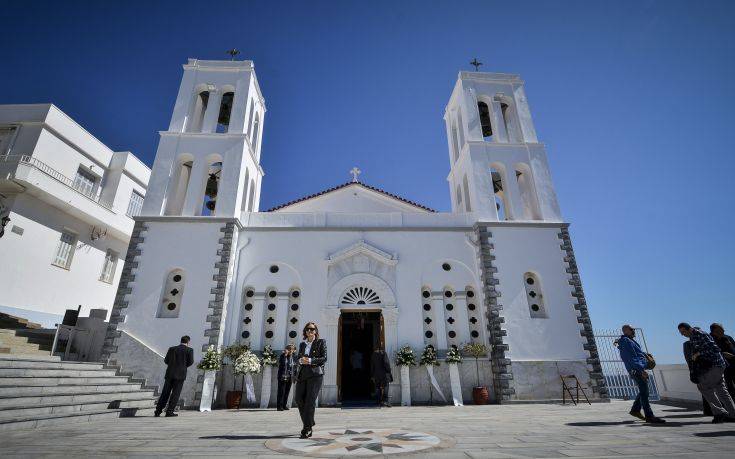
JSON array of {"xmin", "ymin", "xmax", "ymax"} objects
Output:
[{"xmin": 103, "ymin": 58, "xmax": 607, "ymax": 407}]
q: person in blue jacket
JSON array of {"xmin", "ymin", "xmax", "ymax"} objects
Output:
[{"xmin": 617, "ymin": 324, "xmax": 665, "ymax": 423}]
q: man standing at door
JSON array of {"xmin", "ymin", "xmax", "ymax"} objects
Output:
[
  {"xmin": 371, "ymin": 346, "xmax": 393, "ymax": 407},
  {"xmin": 155, "ymin": 335, "xmax": 194, "ymax": 417}
]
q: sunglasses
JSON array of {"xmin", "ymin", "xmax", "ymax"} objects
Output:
[{"xmin": 305, "ymin": 327, "xmax": 316, "ymax": 332}]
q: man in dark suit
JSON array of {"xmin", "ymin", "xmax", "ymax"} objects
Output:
[
  {"xmin": 155, "ymin": 335, "xmax": 194, "ymax": 417},
  {"xmin": 370, "ymin": 347, "xmax": 393, "ymax": 407}
]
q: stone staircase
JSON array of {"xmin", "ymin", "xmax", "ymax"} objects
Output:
[
  {"xmin": 0, "ymin": 312, "xmax": 53, "ymax": 356},
  {"xmin": 0, "ymin": 354, "xmax": 158, "ymax": 431}
]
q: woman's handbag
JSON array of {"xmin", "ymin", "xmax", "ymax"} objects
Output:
[{"xmin": 645, "ymin": 353, "xmax": 656, "ymax": 370}]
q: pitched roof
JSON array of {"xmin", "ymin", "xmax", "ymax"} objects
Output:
[{"xmin": 266, "ymin": 181, "xmax": 436, "ymax": 213}]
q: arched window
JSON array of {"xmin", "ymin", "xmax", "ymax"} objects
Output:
[
  {"xmin": 164, "ymin": 158, "xmax": 193, "ymax": 216},
  {"xmin": 455, "ymin": 184, "xmax": 463, "ymax": 210},
  {"xmin": 157, "ymin": 269, "xmax": 185, "ymax": 318},
  {"xmin": 341, "ymin": 287, "xmax": 380, "ymax": 305},
  {"xmin": 187, "ymin": 90, "xmax": 209, "ymax": 133},
  {"xmin": 524, "ymin": 272, "xmax": 547, "ymax": 318},
  {"xmin": 490, "ymin": 166, "xmax": 510, "ymax": 220},
  {"xmin": 246, "ymin": 178, "xmax": 256, "ymax": 212},
  {"xmin": 451, "ymin": 123, "xmax": 460, "ymax": 162},
  {"xmin": 251, "ymin": 113, "xmax": 261, "ymax": 153},
  {"xmin": 515, "ymin": 164, "xmax": 541, "ymax": 220},
  {"xmin": 201, "ymin": 161, "xmax": 222, "ymax": 216},
  {"xmin": 462, "ymin": 175, "xmax": 472, "ymax": 212},
  {"xmin": 216, "ymin": 92, "xmax": 234, "ymax": 133},
  {"xmin": 246, "ymin": 102, "xmax": 255, "ymax": 137},
  {"xmin": 241, "ymin": 168, "xmax": 250, "ymax": 211},
  {"xmin": 478, "ymin": 101, "xmax": 493, "ymax": 140}
]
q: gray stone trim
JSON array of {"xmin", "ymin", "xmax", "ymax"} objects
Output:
[
  {"xmin": 193, "ymin": 221, "xmax": 237, "ymax": 404},
  {"xmin": 558, "ymin": 225, "xmax": 609, "ymax": 399},
  {"xmin": 100, "ymin": 220, "xmax": 148, "ymax": 362},
  {"xmin": 474, "ymin": 223, "xmax": 515, "ymax": 402}
]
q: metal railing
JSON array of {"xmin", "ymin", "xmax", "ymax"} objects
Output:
[
  {"xmin": 50, "ymin": 324, "xmax": 97, "ymax": 362},
  {"xmin": 595, "ymin": 327, "xmax": 660, "ymax": 400},
  {"xmin": 0, "ymin": 154, "xmax": 114, "ymax": 209}
]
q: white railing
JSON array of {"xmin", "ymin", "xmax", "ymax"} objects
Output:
[{"xmin": 0, "ymin": 154, "xmax": 114, "ymax": 210}]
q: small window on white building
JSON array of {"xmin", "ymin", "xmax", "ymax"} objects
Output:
[
  {"xmin": 99, "ymin": 249, "xmax": 118, "ymax": 283},
  {"xmin": 52, "ymin": 230, "xmax": 77, "ymax": 269},
  {"xmin": 157, "ymin": 269, "xmax": 185, "ymax": 318},
  {"xmin": 524, "ymin": 272, "xmax": 547, "ymax": 318},
  {"xmin": 73, "ymin": 167, "xmax": 98, "ymax": 198},
  {"xmin": 478, "ymin": 101, "xmax": 493, "ymax": 140},
  {"xmin": 126, "ymin": 190, "xmax": 144, "ymax": 217}
]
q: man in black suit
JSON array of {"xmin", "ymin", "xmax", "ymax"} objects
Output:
[
  {"xmin": 155, "ymin": 335, "xmax": 194, "ymax": 417},
  {"xmin": 370, "ymin": 347, "xmax": 393, "ymax": 407}
]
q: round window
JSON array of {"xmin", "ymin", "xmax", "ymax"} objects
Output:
[
  {"xmin": 444, "ymin": 291, "xmax": 453, "ymax": 298},
  {"xmin": 445, "ymin": 304, "xmax": 454, "ymax": 311},
  {"xmin": 423, "ymin": 304, "xmax": 431, "ymax": 311},
  {"xmin": 268, "ymin": 303, "xmax": 276, "ymax": 311},
  {"xmin": 291, "ymin": 304, "xmax": 299, "ymax": 311},
  {"xmin": 526, "ymin": 277, "xmax": 535, "ymax": 285},
  {"xmin": 172, "ymin": 275, "xmax": 182, "ymax": 282},
  {"xmin": 241, "ymin": 331, "xmax": 250, "ymax": 339},
  {"xmin": 466, "ymin": 290, "xmax": 474, "ymax": 298},
  {"xmin": 471, "ymin": 330, "xmax": 479, "ymax": 338},
  {"xmin": 269, "ymin": 290, "xmax": 277, "ymax": 298},
  {"xmin": 531, "ymin": 304, "xmax": 540, "ymax": 312},
  {"xmin": 292, "ymin": 290, "xmax": 300, "ymax": 298},
  {"xmin": 246, "ymin": 290, "xmax": 254, "ymax": 297},
  {"xmin": 244, "ymin": 303, "xmax": 253, "ymax": 311},
  {"xmin": 468, "ymin": 303, "xmax": 476, "ymax": 311},
  {"xmin": 425, "ymin": 330, "xmax": 433, "ymax": 339},
  {"xmin": 422, "ymin": 290, "xmax": 431, "ymax": 298},
  {"xmin": 448, "ymin": 331, "xmax": 456, "ymax": 339},
  {"xmin": 442, "ymin": 263, "xmax": 451, "ymax": 271},
  {"xmin": 167, "ymin": 302, "xmax": 177, "ymax": 311},
  {"xmin": 289, "ymin": 331, "xmax": 297, "ymax": 338},
  {"xmin": 269, "ymin": 265, "xmax": 279, "ymax": 273},
  {"xmin": 265, "ymin": 330, "xmax": 273, "ymax": 338}
]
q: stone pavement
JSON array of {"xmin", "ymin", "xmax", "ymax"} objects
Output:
[{"xmin": 1, "ymin": 401, "xmax": 733, "ymax": 458}]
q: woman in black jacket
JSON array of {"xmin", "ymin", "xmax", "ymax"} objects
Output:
[
  {"xmin": 294, "ymin": 322, "xmax": 327, "ymax": 438},
  {"xmin": 276, "ymin": 344, "xmax": 296, "ymax": 411}
]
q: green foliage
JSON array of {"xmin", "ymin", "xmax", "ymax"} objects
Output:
[
  {"xmin": 420, "ymin": 344, "xmax": 440, "ymax": 367},
  {"xmin": 197, "ymin": 345, "xmax": 222, "ymax": 371},
  {"xmin": 222, "ymin": 343, "xmax": 249, "ymax": 365},
  {"xmin": 395, "ymin": 345, "xmax": 417, "ymax": 366},
  {"xmin": 462, "ymin": 342, "xmax": 488, "ymax": 359},
  {"xmin": 261, "ymin": 345, "xmax": 278, "ymax": 366},
  {"xmin": 445, "ymin": 346, "xmax": 463, "ymax": 364}
]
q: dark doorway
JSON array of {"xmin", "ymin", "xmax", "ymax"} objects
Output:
[{"xmin": 339, "ymin": 311, "xmax": 382, "ymax": 404}]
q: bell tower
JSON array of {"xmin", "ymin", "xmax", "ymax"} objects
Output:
[
  {"xmin": 142, "ymin": 58, "xmax": 265, "ymax": 218},
  {"xmin": 444, "ymin": 71, "xmax": 561, "ymax": 222}
]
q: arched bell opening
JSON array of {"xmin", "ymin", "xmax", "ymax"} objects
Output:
[{"xmin": 201, "ymin": 161, "xmax": 223, "ymax": 216}]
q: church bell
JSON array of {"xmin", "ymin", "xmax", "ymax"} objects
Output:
[{"xmin": 205, "ymin": 173, "xmax": 219, "ymax": 199}]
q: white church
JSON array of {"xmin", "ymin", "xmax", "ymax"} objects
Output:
[{"xmin": 103, "ymin": 58, "xmax": 607, "ymax": 407}]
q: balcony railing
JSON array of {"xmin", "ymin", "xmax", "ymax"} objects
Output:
[{"xmin": 0, "ymin": 154, "xmax": 113, "ymax": 210}]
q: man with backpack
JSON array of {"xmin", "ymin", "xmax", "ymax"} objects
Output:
[
  {"xmin": 617, "ymin": 325, "xmax": 665, "ymax": 423},
  {"xmin": 678, "ymin": 322, "xmax": 735, "ymax": 423}
]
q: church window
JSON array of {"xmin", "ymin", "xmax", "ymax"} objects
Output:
[
  {"xmin": 445, "ymin": 304, "xmax": 453, "ymax": 311},
  {"xmin": 244, "ymin": 303, "xmax": 253, "ymax": 311},
  {"xmin": 216, "ymin": 92, "xmax": 234, "ymax": 133},
  {"xmin": 200, "ymin": 161, "xmax": 222, "ymax": 216},
  {"xmin": 515, "ymin": 164, "xmax": 541, "ymax": 220},
  {"xmin": 451, "ymin": 123, "xmax": 460, "ymax": 162},
  {"xmin": 524, "ymin": 272, "xmax": 547, "ymax": 318},
  {"xmin": 241, "ymin": 169, "xmax": 250, "ymax": 212},
  {"xmin": 267, "ymin": 303, "xmax": 276, "ymax": 311},
  {"xmin": 52, "ymin": 230, "xmax": 77, "ymax": 269},
  {"xmin": 251, "ymin": 113, "xmax": 261, "ymax": 153},
  {"xmin": 471, "ymin": 330, "xmax": 479, "ymax": 338},
  {"xmin": 164, "ymin": 159, "xmax": 193, "ymax": 216},
  {"xmin": 466, "ymin": 290, "xmax": 474, "ymax": 298},
  {"xmin": 444, "ymin": 290, "xmax": 453, "ymax": 298},
  {"xmin": 442, "ymin": 263, "xmax": 451, "ymax": 271},
  {"xmin": 285, "ymin": 288, "xmax": 302, "ymax": 345},
  {"xmin": 468, "ymin": 303, "xmax": 476, "ymax": 310},
  {"xmin": 244, "ymin": 318, "xmax": 251, "ymax": 324},
  {"xmin": 126, "ymin": 190, "xmax": 144, "ymax": 217},
  {"xmin": 268, "ymin": 290, "xmax": 277, "ymax": 298},
  {"xmin": 448, "ymin": 331, "xmax": 456, "ymax": 339},
  {"xmin": 422, "ymin": 289, "xmax": 431, "ymax": 299},
  {"xmin": 478, "ymin": 101, "xmax": 493, "ymax": 140},
  {"xmin": 424, "ymin": 317, "xmax": 432, "ymax": 324},
  {"xmin": 99, "ymin": 249, "xmax": 118, "ymax": 283},
  {"xmin": 246, "ymin": 102, "xmax": 255, "ymax": 137},
  {"xmin": 341, "ymin": 287, "xmax": 380, "ymax": 305},
  {"xmin": 291, "ymin": 290, "xmax": 300, "ymax": 298},
  {"xmin": 157, "ymin": 269, "xmax": 185, "ymax": 318},
  {"xmin": 425, "ymin": 331, "xmax": 433, "ymax": 338},
  {"xmin": 456, "ymin": 185, "xmax": 462, "ymax": 210},
  {"xmin": 457, "ymin": 112, "xmax": 465, "ymax": 146},
  {"xmin": 247, "ymin": 178, "xmax": 256, "ymax": 212},
  {"xmin": 423, "ymin": 304, "xmax": 431, "ymax": 311},
  {"xmin": 291, "ymin": 304, "xmax": 299, "ymax": 311},
  {"xmin": 242, "ymin": 331, "xmax": 250, "ymax": 339},
  {"xmin": 466, "ymin": 287, "xmax": 482, "ymax": 344},
  {"xmin": 462, "ymin": 175, "xmax": 472, "ymax": 212},
  {"xmin": 246, "ymin": 289, "xmax": 254, "ymax": 297},
  {"xmin": 289, "ymin": 331, "xmax": 297, "ymax": 338},
  {"xmin": 187, "ymin": 90, "xmax": 209, "ymax": 132},
  {"xmin": 491, "ymin": 167, "xmax": 510, "ymax": 221},
  {"xmin": 270, "ymin": 265, "xmax": 279, "ymax": 273}
]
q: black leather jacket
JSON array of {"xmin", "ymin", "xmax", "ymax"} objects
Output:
[{"xmin": 297, "ymin": 338, "xmax": 327, "ymax": 380}]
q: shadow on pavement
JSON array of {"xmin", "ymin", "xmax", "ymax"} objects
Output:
[
  {"xmin": 200, "ymin": 434, "xmax": 292, "ymax": 440},
  {"xmin": 695, "ymin": 431, "xmax": 735, "ymax": 437},
  {"xmin": 663, "ymin": 413, "xmax": 709, "ymax": 419},
  {"xmin": 567, "ymin": 420, "xmax": 711, "ymax": 428}
]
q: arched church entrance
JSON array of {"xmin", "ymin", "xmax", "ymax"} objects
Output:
[{"xmin": 337, "ymin": 287, "xmax": 386, "ymax": 405}]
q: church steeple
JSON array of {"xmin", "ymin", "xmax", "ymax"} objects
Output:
[{"xmin": 443, "ymin": 71, "xmax": 562, "ymax": 222}]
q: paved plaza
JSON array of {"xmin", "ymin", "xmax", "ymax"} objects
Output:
[{"xmin": 1, "ymin": 401, "xmax": 734, "ymax": 458}]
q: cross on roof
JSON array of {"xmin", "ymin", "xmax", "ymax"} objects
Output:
[
  {"xmin": 470, "ymin": 58, "xmax": 483, "ymax": 71},
  {"xmin": 350, "ymin": 167, "xmax": 361, "ymax": 183},
  {"xmin": 227, "ymin": 49, "xmax": 240, "ymax": 60}
]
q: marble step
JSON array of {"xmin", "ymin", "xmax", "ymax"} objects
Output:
[
  {"xmin": 0, "ymin": 375, "xmax": 131, "ymax": 386},
  {"xmin": 0, "ymin": 388, "xmax": 156, "ymax": 409},
  {"xmin": 0, "ymin": 407, "xmax": 155, "ymax": 432},
  {"xmin": 0, "ymin": 358, "xmax": 103, "ymax": 370},
  {"xmin": 0, "ymin": 382, "xmax": 144, "ymax": 397},
  {"xmin": 0, "ymin": 354, "xmax": 60, "ymax": 362},
  {"xmin": 0, "ymin": 397, "xmax": 156, "ymax": 420},
  {"xmin": 0, "ymin": 367, "xmax": 118, "ymax": 378}
]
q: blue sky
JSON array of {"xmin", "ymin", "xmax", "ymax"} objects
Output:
[{"xmin": 2, "ymin": 1, "xmax": 733, "ymax": 363}]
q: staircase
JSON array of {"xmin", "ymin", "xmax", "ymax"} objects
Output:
[
  {"xmin": 0, "ymin": 311, "xmax": 53, "ymax": 355},
  {"xmin": 0, "ymin": 354, "xmax": 158, "ymax": 431}
]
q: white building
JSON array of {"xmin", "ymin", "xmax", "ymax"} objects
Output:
[
  {"xmin": 0, "ymin": 104, "xmax": 150, "ymax": 326},
  {"xmin": 103, "ymin": 58, "xmax": 608, "ymax": 407}
]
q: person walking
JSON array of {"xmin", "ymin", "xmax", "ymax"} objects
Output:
[
  {"xmin": 684, "ymin": 339, "xmax": 712, "ymax": 416},
  {"xmin": 710, "ymin": 323, "xmax": 735, "ymax": 397},
  {"xmin": 294, "ymin": 322, "xmax": 327, "ymax": 439},
  {"xmin": 617, "ymin": 325, "xmax": 665, "ymax": 423},
  {"xmin": 155, "ymin": 335, "xmax": 194, "ymax": 417},
  {"xmin": 678, "ymin": 323, "xmax": 735, "ymax": 423},
  {"xmin": 276, "ymin": 344, "xmax": 296, "ymax": 411},
  {"xmin": 370, "ymin": 346, "xmax": 393, "ymax": 407}
]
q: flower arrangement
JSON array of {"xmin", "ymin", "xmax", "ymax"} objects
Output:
[
  {"xmin": 234, "ymin": 349, "xmax": 262, "ymax": 375},
  {"xmin": 462, "ymin": 342, "xmax": 489, "ymax": 387},
  {"xmin": 197, "ymin": 345, "xmax": 222, "ymax": 371},
  {"xmin": 445, "ymin": 345, "xmax": 463, "ymax": 364},
  {"xmin": 222, "ymin": 343, "xmax": 249, "ymax": 365},
  {"xmin": 420, "ymin": 344, "xmax": 440, "ymax": 366},
  {"xmin": 395, "ymin": 345, "xmax": 417, "ymax": 366},
  {"xmin": 261, "ymin": 345, "xmax": 278, "ymax": 366}
]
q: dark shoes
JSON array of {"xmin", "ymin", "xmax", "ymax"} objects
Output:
[
  {"xmin": 382, "ymin": 402, "xmax": 392, "ymax": 407},
  {"xmin": 154, "ymin": 410, "xmax": 161, "ymax": 417},
  {"xmin": 277, "ymin": 408, "xmax": 284, "ymax": 411},
  {"xmin": 645, "ymin": 416, "xmax": 666, "ymax": 424},
  {"xmin": 299, "ymin": 428, "xmax": 313, "ymax": 439},
  {"xmin": 283, "ymin": 406, "xmax": 290, "ymax": 410},
  {"xmin": 165, "ymin": 412, "xmax": 178, "ymax": 417},
  {"xmin": 629, "ymin": 410, "xmax": 645, "ymax": 420},
  {"xmin": 711, "ymin": 415, "xmax": 735, "ymax": 424}
]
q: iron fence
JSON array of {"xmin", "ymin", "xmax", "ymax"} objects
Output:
[{"xmin": 595, "ymin": 327, "xmax": 660, "ymax": 400}]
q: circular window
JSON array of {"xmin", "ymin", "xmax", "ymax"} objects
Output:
[
  {"xmin": 444, "ymin": 291, "xmax": 453, "ymax": 298},
  {"xmin": 269, "ymin": 265, "xmax": 279, "ymax": 273},
  {"xmin": 526, "ymin": 277, "xmax": 535, "ymax": 285},
  {"xmin": 467, "ymin": 290, "xmax": 475, "ymax": 298},
  {"xmin": 425, "ymin": 330, "xmax": 433, "ymax": 339},
  {"xmin": 172, "ymin": 275, "xmax": 182, "ymax": 282},
  {"xmin": 445, "ymin": 304, "xmax": 454, "ymax": 311},
  {"xmin": 241, "ymin": 331, "xmax": 250, "ymax": 339},
  {"xmin": 442, "ymin": 263, "xmax": 451, "ymax": 271},
  {"xmin": 291, "ymin": 304, "xmax": 299, "ymax": 311},
  {"xmin": 244, "ymin": 303, "xmax": 253, "ymax": 311},
  {"xmin": 167, "ymin": 302, "xmax": 177, "ymax": 311},
  {"xmin": 269, "ymin": 290, "xmax": 277, "ymax": 298},
  {"xmin": 289, "ymin": 331, "xmax": 297, "ymax": 338},
  {"xmin": 291, "ymin": 290, "xmax": 300, "ymax": 298},
  {"xmin": 243, "ymin": 317, "xmax": 251, "ymax": 324},
  {"xmin": 531, "ymin": 304, "xmax": 540, "ymax": 312},
  {"xmin": 471, "ymin": 330, "xmax": 479, "ymax": 338},
  {"xmin": 268, "ymin": 303, "xmax": 276, "ymax": 311},
  {"xmin": 423, "ymin": 304, "xmax": 431, "ymax": 311},
  {"xmin": 448, "ymin": 331, "xmax": 456, "ymax": 339},
  {"xmin": 246, "ymin": 290, "xmax": 254, "ymax": 297},
  {"xmin": 468, "ymin": 303, "xmax": 476, "ymax": 311},
  {"xmin": 265, "ymin": 330, "xmax": 273, "ymax": 338},
  {"xmin": 422, "ymin": 290, "xmax": 431, "ymax": 298}
]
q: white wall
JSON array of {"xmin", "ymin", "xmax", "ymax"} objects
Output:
[{"xmin": 653, "ymin": 364, "xmax": 702, "ymax": 403}]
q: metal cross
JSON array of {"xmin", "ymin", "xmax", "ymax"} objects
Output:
[
  {"xmin": 227, "ymin": 49, "xmax": 240, "ymax": 60},
  {"xmin": 350, "ymin": 167, "xmax": 361, "ymax": 183},
  {"xmin": 470, "ymin": 58, "xmax": 483, "ymax": 71}
]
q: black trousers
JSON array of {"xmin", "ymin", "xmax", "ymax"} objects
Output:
[
  {"xmin": 375, "ymin": 381, "xmax": 389, "ymax": 404},
  {"xmin": 156, "ymin": 377, "xmax": 184, "ymax": 414},
  {"xmin": 295, "ymin": 375, "xmax": 322, "ymax": 429},
  {"xmin": 276, "ymin": 379, "xmax": 292, "ymax": 409}
]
